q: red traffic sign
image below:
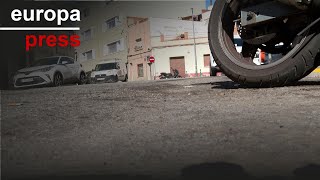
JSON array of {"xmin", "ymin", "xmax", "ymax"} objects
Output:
[{"xmin": 149, "ymin": 56, "xmax": 155, "ymax": 63}]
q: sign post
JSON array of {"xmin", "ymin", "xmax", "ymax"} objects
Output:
[{"xmin": 148, "ymin": 56, "xmax": 155, "ymax": 80}]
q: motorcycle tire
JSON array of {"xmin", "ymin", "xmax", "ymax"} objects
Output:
[{"xmin": 209, "ymin": 0, "xmax": 320, "ymax": 87}]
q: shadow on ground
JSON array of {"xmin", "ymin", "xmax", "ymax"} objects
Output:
[
  {"xmin": 205, "ymin": 80, "xmax": 320, "ymax": 90},
  {"xmin": 181, "ymin": 162, "xmax": 320, "ymax": 180},
  {"xmin": 5, "ymin": 162, "xmax": 320, "ymax": 180},
  {"xmin": 191, "ymin": 81, "xmax": 241, "ymax": 89}
]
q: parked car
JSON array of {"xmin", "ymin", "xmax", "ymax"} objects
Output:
[
  {"xmin": 13, "ymin": 56, "xmax": 86, "ymax": 88},
  {"xmin": 90, "ymin": 59, "xmax": 128, "ymax": 83}
]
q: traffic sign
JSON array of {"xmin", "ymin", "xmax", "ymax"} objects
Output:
[{"xmin": 149, "ymin": 56, "xmax": 155, "ymax": 63}]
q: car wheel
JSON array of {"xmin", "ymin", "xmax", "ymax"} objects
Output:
[
  {"xmin": 114, "ymin": 75, "xmax": 119, "ymax": 83},
  {"xmin": 79, "ymin": 72, "xmax": 86, "ymax": 85},
  {"xmin": 53, "ymin": 73, "xmax": 63, "ymax": 87}
]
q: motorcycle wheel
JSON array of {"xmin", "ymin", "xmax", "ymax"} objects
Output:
[{"xmin": 209, "ymin": 0, "xmax": 320, "ymax": 87}]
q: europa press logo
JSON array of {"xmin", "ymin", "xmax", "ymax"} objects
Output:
[{"xmin": 0, "ymin": 8, "xmax": 81, "ymax": 51}]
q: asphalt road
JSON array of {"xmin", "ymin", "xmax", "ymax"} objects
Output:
[{"xmin": 2, "ymin": 77, "xmax": 320, "ymax": 180}]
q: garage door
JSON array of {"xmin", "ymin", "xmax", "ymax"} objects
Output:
[{"xmin": 170, "ymin": 56, "xmax": 186, "ymax": 78}]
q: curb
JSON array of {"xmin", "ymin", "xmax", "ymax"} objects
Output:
[
  {"xmin": 313, "ymin": 68, "xmax": 320, "ymax": 73},
  {"xmin": 307, "ymin": 68, "xmax": 320, "ymax": 78}
]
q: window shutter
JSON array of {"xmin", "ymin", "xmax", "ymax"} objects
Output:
[
  {"xmin": 79, "ymin": 53, "xmax": 83, "ymax": 62},
  {"xmin": 116, "ymin": 16, "xmax": 121, "ymax": 26},
  {"xmin": 103, "ymin": 44, "xmax": 109, "ymax": 56},
  {"xmin": 92, "ymin": 49, "xmax": 96, "ymax": 60},
  {"xmin": 116, "ymin": 40, "xmax": 120, "ymax": 52},
  {"xmin": 79, "ymin": 52, "xmax": 86, "ymax": 62},
  {"xmin": 119, "ymin": 38, "xmax": 125, "ymax": 51}
]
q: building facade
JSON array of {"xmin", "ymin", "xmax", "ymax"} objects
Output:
[
  {"xmin": 75, "ymin": 1, "xmax": 205, "ymax": 72},
  {"xmin": 127, "ymin": 17, "xmax": 212, "ymax": 81}
]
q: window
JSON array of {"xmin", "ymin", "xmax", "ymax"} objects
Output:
[
  {"xmin": 95, "ymin": 63, "xmax": 117, "ymax": 71},
  {"xmin": 103, "ymin": 39, "xmax": 125, "ymax": 56},
  {"xmin": 31, "ymin": 57, "xmax": 59, "ymax": 67},
  {"xmin": 135, "ymin": 38, "xmax": 143, "ymax": 51},
  {"xmin": 81, "ymin": 50, "xmax": 95, "ymax": 61},
  {"xmin": 108, "ymin": 42, "xmax": 117, "ymax": 54},
  {"xmin": 107, "ymin": 18, "xmax": 116, "ymax": 29},
  {"xmin": 82, "ymin": 29, "xmax": 92, "ymax": 41},
  {"xmin": 60, "ymin": 57, "xmax": 74, "ymax": 64},
  {"xmin": 85, "ymin": 50, "xmax": 93, "ymax": 60},
  {"xmin": 104, "ymin": 16, "xmax": 120, "ymax": 31},
  {"xmin": 137, "ymin": 64, "xmax": 144, "ymax": 77}
]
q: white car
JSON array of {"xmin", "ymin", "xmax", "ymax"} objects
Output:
[
  {"xmin": 90, "ymin": 59, "xmax": 128, "ymax": 83},
  {"xmin": 13, "ymin": 56, "xmax": 86, "ymax": 88}
]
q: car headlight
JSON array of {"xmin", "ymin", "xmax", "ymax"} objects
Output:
[{"xmin": 38, "ymin": 66, "xmax": 54, "ymax": 72}]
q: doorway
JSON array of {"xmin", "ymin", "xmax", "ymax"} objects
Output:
[{"xmin": 170, "ymin": 56, "xmax": 186, "ymax": 78}]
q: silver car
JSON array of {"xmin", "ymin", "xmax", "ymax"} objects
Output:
[{"xmin": 13, "ymin": 56, "xmax": 86, "ymax": 88}]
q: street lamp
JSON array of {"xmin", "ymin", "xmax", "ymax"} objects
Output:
[{"xmin": 191, "ymin": 8, "xmax": 198, "ymax": 77}]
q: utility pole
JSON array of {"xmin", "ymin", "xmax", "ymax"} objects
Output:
[{"xmin": 191, "ymin": 8, "xmax": 198, "ymax": 77}]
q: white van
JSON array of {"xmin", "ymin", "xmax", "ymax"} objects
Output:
[{"xmin": 90, "ymin": 59, "xmax": 128, "ymax": 83}]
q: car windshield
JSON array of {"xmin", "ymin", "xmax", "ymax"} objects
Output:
[
  {"xmin": 95, "ymin": 63, "xmax": 117, "ymax": 71},
  {"xmin": 30, "ymin": 57, "xmax": 59, "ymax": 67}
]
